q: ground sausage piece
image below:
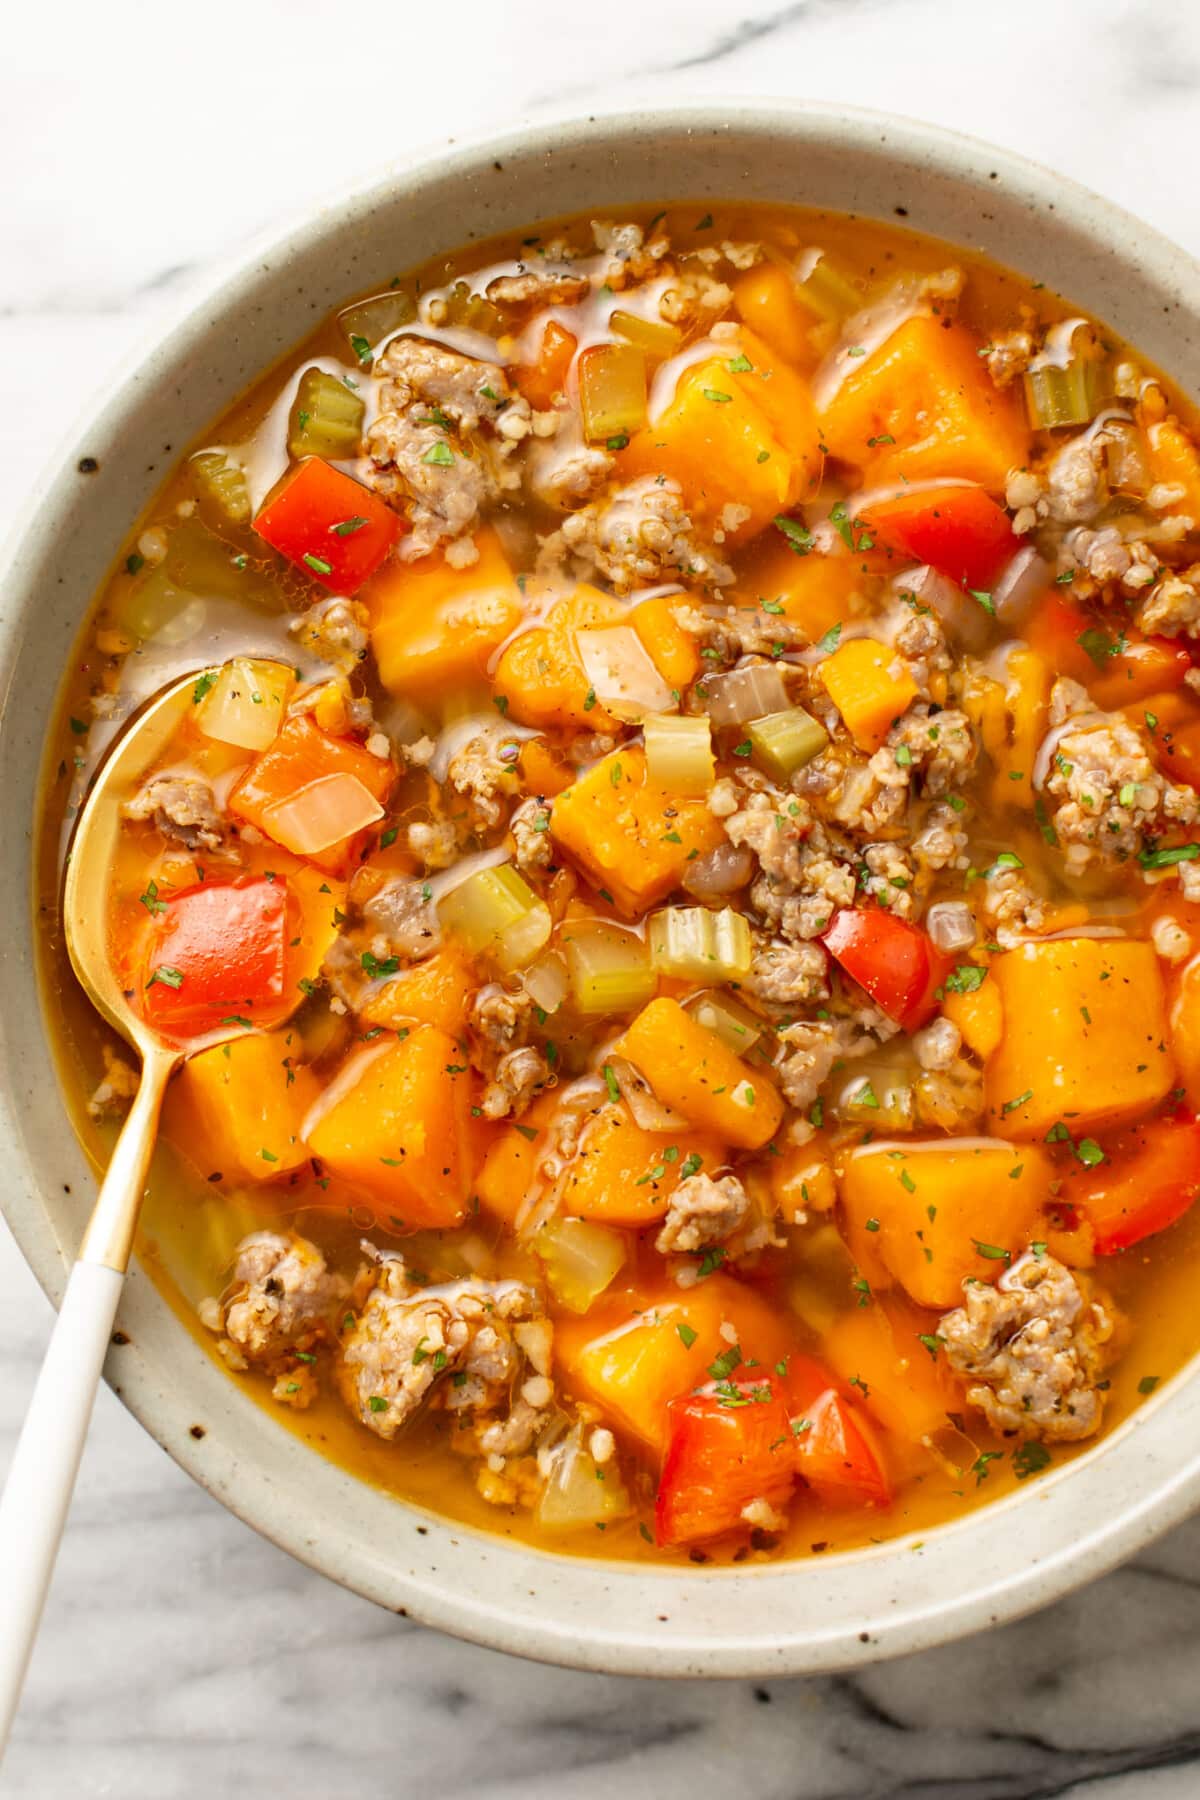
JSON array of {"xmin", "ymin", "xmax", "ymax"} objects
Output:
[
  {"xmin": 339, "ymin": 1258, "xmax": 542, "ymax": 1439},
  {"xmin": 939, "ymin": 1252, "xmax": 1115, "ymax": 1441},
  {"xmin": 510, "ymin": 796, "xmax": 554, "ymax": 872},
  {"xmin": 361, "ymin": 877, "xmax": 442, "ymax": 964},
  {"xmin": 485, "ymin": 269, "xmax": 590, "ymax": 312},
  {"xmin": 1042, "ymin": 681, "xmax": 1197, "ymax": 871},
  {"xmin": 655, "ymin": 1173, "xmax": 751, "ymax": 1255},
  {"xmin": 748, "ymin": 941, "xmax": 829, "ymax": 1007},
  {"xmin": 548, "ymin": 476, "xmax": 734, "ymax": 594},
  {"xmin": 447, "ymin": 731, "xmax": 521, "ymax": 830},
  {"xmin": 290, "ymin": 596, "xmax": 370, "ymax": 670},
  {"xmin": 123, "ymin": 774, "xmax": 224, "ymax": 852},
  {"xmin": 479, "ymin": 1045, "xmax": 552, "ymax": 1121},
  {"xmin": 221, "ymin": 1233, "xmax": 344, "ymax": 1362},
  {"xmin": 774, "ymin": 1018, "xmax": 873, "ymax": 1111}
]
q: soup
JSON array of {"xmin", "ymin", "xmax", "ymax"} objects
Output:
[{"xmin": 38, "ymin": 202, "xmax": 1200, "ymax": 1565}]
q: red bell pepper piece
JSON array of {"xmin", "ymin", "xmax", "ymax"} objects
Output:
[
  {"xmin": 254, "ymin": 457, "xmax": 399, "ymax": 594},
  {"xmin": 655, "ymin": 1378, "xmax": 795, "ymax": 1548},
  {"xmin": 139, "ymin": 875, "xmax": 290, "ymax": 1032},
  {"xmin": 822, "ymin": 907, "xmax": 951, "ymax": 1033},
  {"xmin": 859, "ymin": 484, "xmax": 1019, "ymax": 593},
  {"xmin": 1067, "ymin": 1113, "xmax": 1200, "ymax": 1253},
  {"xmin": 1027, "ymin": 593, "xmax": 1191, "ymax": 705},
  {"xmin": 779, "ymin": 1353, "xmax": 892, "ymax": 1507}
]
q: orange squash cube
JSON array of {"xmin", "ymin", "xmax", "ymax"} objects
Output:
[
  {"xmin": 549, "ymin": 745, "xmax": 725, "ymax": 916},
  {"xmin": 612, "ymin": 996, "xmax": 784, "ymax": 1151},
  {"xmin": 493, "ymin": 585, "xmax": 626, "ymax": 732},
  {"xmin": 364, "ymin": 526, "xmax": 523, "ymax": 703},
  {"xmin": 820, "ymin": 636, "xmax": 920, "ymax": 750},
  {"xmin": 306, "ymin": 1026, "xmax": 482, "ymax": 1228},
  {"xmin": 356, "ymin": 947, "xmax": 476, "ymax": 1038},
  {"xmin": 164, "ymin": 1029, "xmax": 319, "ymax": 1182},
  {"xmin": 227, "ymin": 717, "xmax": 395, "ymax": 875},
  {"xmin": 819, "ymin": 316, "xmax": 1030, "ymax": 491}
]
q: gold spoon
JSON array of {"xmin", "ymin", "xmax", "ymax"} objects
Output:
[{"xmin": 0, "ymin": 663, "xmax": 292, "ymax": 1748}]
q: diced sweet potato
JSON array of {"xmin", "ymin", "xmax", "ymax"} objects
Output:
[
  {"xmin": 730, "ymin": 535, "xmax": 862, "ymax": 645},
  {"xmin": 819, "ymin": 316, "xmax": 1030, "ymax": 492},
  {"xmin": 822, "ymin": 1298, "xmax": 961, "ymax": 1444},
  {"xmin": 493, "ymin": 585, "xmax": 625, "ymax": 732},
  {"xmin": 164, "ymin": 1030, "xmax": 319, "ymax": 1182},
  {"xmin": 1149, "ymin": 419, "xmax": 1200, "ymax": 519},
  {"xmin": 942, "ymin": 976, "xmax": 1003, "ymax": 1061},
  {"xmin": 518, "ymin": 738, "xmax": 574, "ymax": 798},
  {"xmin": 549, "ymin": 745, "xmax": 725, "ymax": 916},
  {"xmin": 986, "ymin": 939, "xmax": 1175, "ymax": 1137},
  {"xmin": 612, "ymin": 996, "xmax": 784, "ymax": 1150},
  {"xmin": 356, "ymin": 947, "xmax": 476, "ymax": 1037},
  {"xmin": 840, "ymin": 1138, "xmax": 1050, "ymax": 1308},
  {"xmin": 305, "ymin": 1026, "xmax": 482, "ymax": 1228},
  {"xmin": 475, "ymin": 1093, "xmax": 559, "ymax": 1225},
  {"xmin": 364, "ymin": 527, "xmax": 523, "ymax": 702},
  {"xmin": 820, "ymin": 636, "xmax": 920, "ymax": 750},
  {"xmin": 732, "ymin": 264, "xmax": 817, "ymax": 370},
  {"xmin": 619, "ymin": 332, "xmax": 822, "ymax": 542},
  {"xmin": 554, "ymin": 1272, "xmax": 796, "ymax": 1456},
  {"xmin": 630, "ymin": 592, "xmax": 701, "ymax": 690},
  {"xmin": 559, "ymin": 1102, "xmax": 727, "ymax": 1226}
]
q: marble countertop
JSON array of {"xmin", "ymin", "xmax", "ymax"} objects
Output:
[{"xmin": 5, "ymin": 1, "xmax": 1200, "ymax": 1793}]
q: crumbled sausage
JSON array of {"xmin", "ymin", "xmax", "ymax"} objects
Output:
[
  {"xmin": 339, "ymin": 1256, "xmax": 543, "ymax": 1440},
  {"xmin": 939, "ymin": 1252, "xmax": 1115, "ymax": 1441},
  {"xmin": 655, "ymin": 1172, "xmax": 751, "ymax": 1255},
  {"xmin": 479, "ymin": 1046, "xmax": 552, "ymax": 1121},
  {"xmin": 748, "ymin": 940, "xmax": 829, "ymax": 1006},
  {"xmin": 123, "ymin": 774, "xmax": 225, "ymax": 852},
  {"xmin": 546, "ymin": 476, "xmax": 734, "ymax": 594},
  {"xmin": 485, "ymin": 269, "xmax": 590, "ymax": 312},
  {"xmin": 1042, "ymin": 682, "xmax": 1197, "ymax": 871},
  {"xmin": 290, "ymin": 596, "xmax": 370, "ymax": 670},
  {"xmin": 1133, "ymin": 564, "xmax": 1200, "ymax": 638},
  {"xmin": 217, "ymin": 1232, "xmax": 344, "ymax": 1362},
  {"xmin": 446, "ymin": 731, "xmax": 521, "ymax": 830},
  {"xmin": 774, "ymin": 1017, "xmax": 873, "ymax": 1111},
  {"xmin": 87, "ymin": 1043, "xmax": 140, "ymax": 1118},
  {"xmin": 510, "ymin": 796, "xmax": 554, "ymax": 872}
]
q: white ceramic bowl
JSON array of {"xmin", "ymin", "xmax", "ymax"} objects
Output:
[{"xmin": 4, "ymin": 103, "xmax": 1200, "ymax": 1678}]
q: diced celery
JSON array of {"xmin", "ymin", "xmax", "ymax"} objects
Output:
[
  {"xmin": 648, "ymin": 906, "xmax": 752, "ymax": 983},
  {"xmin": 1023, "ymin": 358, "xmax": 1107, "ymax": 430},
  {"xmin": 337, "ymin": 290, "xmax": 416, "ymax": 366},
  {"xmin": 610, "ymin": 309, "xmax": 683, "ymax": 360},
  {"xmin": 534, "ymin": 1217, "xmax": 626, "ymax": 1314},
  {"xmin": 195, "ymin": 657, "xmax": 294, "ymax": 752},
  {"xmin": 685, "ymin": 989, "xmax": 764, "ymax": 1056},
  {"xmin": 578, "ymin": 343, "xmax": 647, "ymax": 443},
  {"xmin": 787, "ymin": 1224, "xmax": 859, "ymax": 1334},
  {"xmin": 288, "ymin": 368, "xmax": 366, "ymax": 462},
  {"xmin": 790, "ymin": 249, "xmax": 861, "ymax": 322},
  {"xmin": 561, "ymin": 921, "xmax": 657, "ymax": 1016},
  {"xmin": 642, "ymin": 714, "xmax": 714, "ymax": 795},
  {"xmin": 438, "ymin": 864, "xmax": 552, "ymax": 972},
  {"xmin": 536, "ymin": 1426, "xmax": 632, "ymax": 1531},
  {"xmin": 747, "ymin": 707, "xmax": 828, "ymax": 779},
  {"xmin": 189, "ymin": 450, "xmax": 251, "ymax": 527},
  {"xmin": 441, "ymin": 281, "xmax": 504, "ymax": 336}
]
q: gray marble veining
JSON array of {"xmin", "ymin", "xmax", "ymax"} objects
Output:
[{"xmin": 5, "ymin": 0, "xmax": 1200, "ymax": 1792}]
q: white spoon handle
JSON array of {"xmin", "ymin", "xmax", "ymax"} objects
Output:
[
  {"xmin": 0, "ymin": 1259, "xmax": 125, "ymax": 1745},
  {"xmin": 0, "ymin": 1044, "xmax": 173, "ymax": 1758}
]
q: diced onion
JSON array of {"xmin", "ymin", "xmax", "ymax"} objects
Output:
[
  {"xmin": 261, "ymin": 773, "xmax": 384, "ymax": 856},
  {"xmin": 536, "ymin": 1425, "xmax": 632, "ymax": 1531},
  {"xmin": 196, "ymin": 658, "xmax": 294, "ymax": 752},
  {"xmin": 534, "ymin": 1218, "xmax": 627, "ymax": 1314},
  {"xmin": 701, "ymin": 663, "xmax": 789, "ymax": 727},
  {"xmin": 747, "ymin": 707, "xmax": 828, "ymax": 779},
  {"xmin": 681, "ymin": 841, "xmax": 754, "ymax": 900},
  {"xmin": 608, "ymin": 1055, "xmax": 690, "ymax": 1131},
  {"xmin": 522, "ymin": 950, "xmax": 569, "ymax": 1014},
  {"xmin": 648, "ymin": 906, "xmax": 752, "ymax": 983},
  {"xmin": 790, "ymin": 247, "xmax": 862, "ymax": 321},
  {"xmin": 562, "ymin": 921, "xmax": 657, "ymax": 1016},
  {"xmin": 575, "ymin": 626, "xmax": 676, "ymax": 719},
  {"xmin": 578, "ymin": 342, "xmax": 648, "ymax": 442},
  {"xmin": 684, "ymin": 990, "xmax": 764, "ymax": 1056},
  {"xmin": 926, "ymin": 901, "xmax": 977, "ymax": 954},
  {"xmin": 992, "ymin": 546, "xmax": 1052, "ymax": 623},
  {"xmin": 122, "ymin": 566, "xmax": 208, "ymax": 646},
  {"xmin": 643, "ymin": 713, "xmax": 714, "ymax": 794},
  {"xmin": 437, "ymin": 863, "xmax": 552, "ymax": 972},
  {"xmin": 337, "ymin": 290, "xmax": 416, "ymax": 362},
  {"xmin": 895, "ymin": 565, "xmax": 990, "ymax": 651}
]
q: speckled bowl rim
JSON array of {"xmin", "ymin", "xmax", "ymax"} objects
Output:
[{"xmin": 3, "ymin": 100, "xmax": 1200, "ymax": 1679}]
